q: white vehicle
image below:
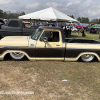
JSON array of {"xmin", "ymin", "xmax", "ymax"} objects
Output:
[
  {"xmin": 71, "ymin": 27, "xmax": 78, "ymax": 32},
  {"xmin": 63, "ymin": 26, "xmax": 78, "ymax": 32}
]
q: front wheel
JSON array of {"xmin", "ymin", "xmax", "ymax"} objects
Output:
[
  {"xmin": 80, "ymin": 54, "xmax": 94, "ymax": 62},
  {"xmin": 9, "ymin": 52, "xmax": 25, "ymax": 61}
]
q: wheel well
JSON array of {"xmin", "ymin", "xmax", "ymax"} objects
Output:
[
  {"xmin": 78, "ymin": 53, "xmax": 99, "ymax": 61},
  {"xmin": 3, "ymin": 52, "xmax": 29, "ymax": 60},
  {"xmin": 4, "ymin": 53, "xmax": 10, "ymax": 60}
]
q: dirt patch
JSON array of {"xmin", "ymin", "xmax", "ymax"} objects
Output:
[{"xmin": 0, "ymin": 61, "xmax": 100, "ymax": 100}]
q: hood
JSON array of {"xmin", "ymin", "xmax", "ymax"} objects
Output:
[{"xmin": 0, "ymin": 36, "xmax": 29, "ymax": 46}]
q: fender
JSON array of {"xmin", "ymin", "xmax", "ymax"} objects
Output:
[
  {"xmin": 65, "ymin": 52, "xmax": 100, "ymax": 61},
  {"xmin": 0, "ymin": 50, "xmax": 36, "ymax": 61},
  {"xmin": 77, "ymin": 52, "xmax": 100, "ymax": 61}
]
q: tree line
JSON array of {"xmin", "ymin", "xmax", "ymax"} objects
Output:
[
  {"xmin": 69, "ymin": 15, "xmax": 100, "ymax": 24},
  {"xmin": 0, "ymin": 8, "xmax": 99, "ymax": 24},
  {"xmin": 0, "ymin": 9, "xmax": 25, "ymax": 19},
  {"xmin": 68, "ymin": 15, "xmax": 89, "ymax": 23}
]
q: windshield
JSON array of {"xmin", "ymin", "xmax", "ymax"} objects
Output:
[{"xmin": 31, "ymin": 29, "xmax": 43, "ymax": 40}]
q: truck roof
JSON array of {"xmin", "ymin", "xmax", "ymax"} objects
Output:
[{"xmin": 38, "ymin": 26, "xmax": 62, "ymax": 30}]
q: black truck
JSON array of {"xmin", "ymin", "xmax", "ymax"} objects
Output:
[{"xmin": 0, "ymin": 19, "xmax": 36, "ymax": 38}]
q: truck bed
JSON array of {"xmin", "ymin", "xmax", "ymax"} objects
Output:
[{"xmin": 65, "ymin": 38, "xmax": 100, "ymax": 44}]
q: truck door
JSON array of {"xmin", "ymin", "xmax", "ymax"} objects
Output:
[
  {"xmin": 35, "ymin": 30, "xmax": 65, "ymax": 61},
  {"xmin": 6, "ymin": 20, "xmax": 22, "ymax": 36}
]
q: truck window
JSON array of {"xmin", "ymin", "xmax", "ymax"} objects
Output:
[
  {"xmin": 31, "ymin": 29, "xmax": 43, "ymax": 40},
  {"xmin": 40, "ymin": 31, "xmax": 59, "ymax": 42},
  {"xmin": 8, "ymin": 20, "xmax": 19, "ymax": 27}
]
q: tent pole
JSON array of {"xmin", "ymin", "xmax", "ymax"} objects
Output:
[{"xmin": 56, "ymin": 21, "xmax": 58, "ymax": 27}]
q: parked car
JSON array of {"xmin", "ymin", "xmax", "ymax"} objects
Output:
[
  {"xmin": 0, "ymin": 18, "xmax": 5, "ymax": 28},
  {"xmin": 71, "ymin": 26, "xmax": 78, "ymax": 32},
  {"xmin": 0, "ymin": 19, "xmax": 36, "ymax": 39},
  {"xmin": 90, "ymin": 28, "xmax": 99, "ymax": 34}
]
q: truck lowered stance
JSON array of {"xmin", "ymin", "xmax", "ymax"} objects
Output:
[{"xmin": 0, "ymin": 26, "xmax": 100, "ymax": 62}]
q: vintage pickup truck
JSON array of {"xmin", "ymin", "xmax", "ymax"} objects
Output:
[
  {"xmin": 0, "ymin": 26, "xmax": 100, "ymax": 62},
  {"xmin": 0, "ymin": 19, "xmax": 36, "ymax": 38}
]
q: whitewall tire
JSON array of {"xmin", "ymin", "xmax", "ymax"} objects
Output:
[
  {"xmin": 80, "ymin": 54, "xmax": 94, "ymax": 62},
  {"xmin": 9, "ymin": 52, "xmax": 25, "ymax": 61}
]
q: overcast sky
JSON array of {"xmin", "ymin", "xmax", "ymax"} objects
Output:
[{"xmin": 0, "ymin": 0, "xmax": 100, "ymax": 20}]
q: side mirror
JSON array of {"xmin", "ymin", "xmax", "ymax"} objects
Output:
[
  {"xmin": 44, "ymin": 37, "xmax": 48, "ymax": 47},
  {"xmin": 44, "ymin": 37, "xmax": 48, "ymax": 43}
]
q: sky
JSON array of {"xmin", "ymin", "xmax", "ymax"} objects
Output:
[{"xmin": 0, "ymin": 0, "xmax": 100, "ymax": 20}]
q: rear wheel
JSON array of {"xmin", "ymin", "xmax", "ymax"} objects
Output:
[
  {"xmin": 80, "ymin": 54, "xmax": 94, "ymax": 62},
  {"xmin": 9, "ymin": 52, "xmax": 25, "ymax": 61}
]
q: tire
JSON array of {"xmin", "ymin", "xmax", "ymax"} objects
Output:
[
  {"xmin": 9, "ymin": 52, "xmax": 25, "ymax": 61},
  {"xmin": 80, "ymin": 54, "xmax": 94, "ymax": 62}
]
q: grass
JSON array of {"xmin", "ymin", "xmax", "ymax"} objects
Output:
[{"xmin": 69, "ymin": 31, "xmax": 100, "ymax": 41}]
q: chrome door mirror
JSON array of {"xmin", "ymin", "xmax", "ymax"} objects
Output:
[
  {"xmin": 44, "ymin": 37, "xmax": 48, "ymax": 43},
  {"xmin": 44, "ymin": 37, "xmax": 48, "ymax": 47}
]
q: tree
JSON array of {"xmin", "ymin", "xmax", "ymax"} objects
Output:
[
  {"xmin": 90, "ymin": 18, "xmax": 100, "ymax": 24},
  {"xmin": 2, "ymin": 10, "xmax": 25, "ymax": 19},
  {"xmin": 3, "ymin": 12, "xmax": 8, "ymax": 19},
  {"xmin": 77, "ymin": 17, "xmax": 81, "ymax": 22},
  {"xmin": 68, "ymin": 15, "xmax": 75, "ymax": 19},
  {"xmin": 0, "ymin": 9, "xmax": 3, "ymax": 18},
  {"xmin": 16, "ymin": 10, "xmax": 25, "ymax": 17},
  {"xmin": 77, "ymin": 17, "xmax": 90, "ymax": 23}
]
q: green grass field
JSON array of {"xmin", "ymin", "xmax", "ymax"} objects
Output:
[{"xmin": 70, "ymin": 31, "xmax": 100, "ymax": 41}]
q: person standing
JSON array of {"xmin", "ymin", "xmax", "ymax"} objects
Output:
[
  {"xmin": 63, "ymin": 26, "xmax": 68, "ymax": 36},
  {"xmin": 80, "ymin": 27, "xmax": 86, "ymax": 37}
]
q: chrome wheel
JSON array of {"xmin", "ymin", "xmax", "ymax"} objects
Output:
[
  {"xmin": 9, "ymin": 52, "xmax": 25, "ymax": 60},
  {"xmin": 81, "ymin": 54, "xmax": 94, "ymax": 62}
]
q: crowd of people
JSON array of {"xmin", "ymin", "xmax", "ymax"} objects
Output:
[
  {"xmin": 22, "ymin": 20, "xmax": 87, "ymax": 37},
  {"xmin": 63, "ymin": 25, "xmax": 86, "ymax": 37},
  {"xmin": 63, "ymin": 26, "xmax": 71, "ymax": 37}
]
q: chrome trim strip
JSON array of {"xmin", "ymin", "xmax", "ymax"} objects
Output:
[
  {"xmin": 65, "ymin": 42, "xmax": 100, "ymax": 45},
  {"xmin": 3, "ymin": 46, "xmax": 35, "ymax": 48},
  {"xmin": 66, "ymin": 48, "xmax": 100, "ymax": 50},
  {"xmin": 36, "ymin": 47, "xmax": 65, "ymax": 48},
  {"xmin": 3, "ymin": 46, "xmax": 65, "ymax": 49},
  {"xmin": 36, "ymin": 58, "xmax": 64, "ymax": 61},
  {"xmin": 65, "ymin": 38, "xmax": 100, "ymax": 41},
  {"xmin": 3, "ymin": 46, "xmax": 100, "ymax": 49}
]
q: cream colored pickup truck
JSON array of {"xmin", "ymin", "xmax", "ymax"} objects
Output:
[{"xmin": 0, "ymin": 26, "xmax": 100, "ymax": 62}]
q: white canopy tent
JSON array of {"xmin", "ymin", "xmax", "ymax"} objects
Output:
[{"xmin": 18, "ymin": 7, "xmax": 79, "ymax": 22}]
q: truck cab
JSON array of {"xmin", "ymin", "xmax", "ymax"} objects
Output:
[{"xmin": 30, "ymin": 26, "xmax": 65, "ymax": 61}]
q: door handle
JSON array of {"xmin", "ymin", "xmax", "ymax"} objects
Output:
[
  {"xmin": 18, "ymin": 28, "xmax": 21, "ymax": 30},
  {"xmin": 56, "ymin": 45, "xmax": 60, "ymax": 46}
]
